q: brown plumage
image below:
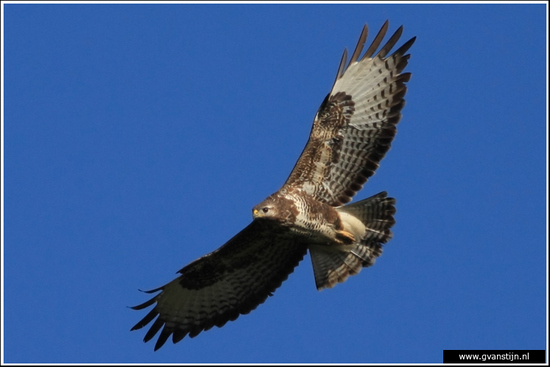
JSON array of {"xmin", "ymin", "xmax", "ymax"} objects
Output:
[{"xmin": 131, "ymin": 21, "xmax": 415, "ymax": 351}]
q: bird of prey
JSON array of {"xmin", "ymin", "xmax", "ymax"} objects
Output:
[{"xmin": 131, "ymin": 21, "xmax": 415, "ymax": 351}]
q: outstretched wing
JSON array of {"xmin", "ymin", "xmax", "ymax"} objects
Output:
[
  {"xmin": 131, "ymin": 220, "xmax": 308, "ymax": 350},
  {"xmin": 283, "ymin": 21, "xmax": 416, "ymax": 206}
]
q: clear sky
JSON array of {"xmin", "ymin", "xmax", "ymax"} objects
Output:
[{"xmin": 3, "ymin": 2, "xmax": 547, "ymax": 364}]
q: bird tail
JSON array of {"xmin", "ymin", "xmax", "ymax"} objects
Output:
[{"xmin": 309, "ymin": 191, "xmax": 396, "ymax": 290}]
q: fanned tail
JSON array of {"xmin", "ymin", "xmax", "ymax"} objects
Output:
[{"xmin": 310, "ymin": 191, "xmax": 396, "ymax": 290}]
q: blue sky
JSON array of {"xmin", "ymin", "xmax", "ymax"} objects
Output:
[{"xmin": 3, "ymin": 2, "xmax": 547, "ymax": 364}]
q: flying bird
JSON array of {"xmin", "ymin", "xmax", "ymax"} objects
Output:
[{"xmin": 131, "ymin": 21, "xmax": 415, "ymax": 351}]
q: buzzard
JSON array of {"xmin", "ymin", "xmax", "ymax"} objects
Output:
[{"xmin": 131, "ymin": 21, "xmax": 415, "ymax": 350}]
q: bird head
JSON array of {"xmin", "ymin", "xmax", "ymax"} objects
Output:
[{"xmin": 252, "ymin": 195, "xmax": 280, "ymax": 220}]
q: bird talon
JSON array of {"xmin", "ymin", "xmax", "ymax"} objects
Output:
[{"xmin": 336, "ymin": 230, "xmax": 356, "ymax": 244}]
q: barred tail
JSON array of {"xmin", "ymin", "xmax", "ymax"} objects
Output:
[{"xmin": 309, "ymin": 191, "xmax": 396, "ymax": 290}]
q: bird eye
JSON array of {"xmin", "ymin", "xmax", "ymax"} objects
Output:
[{"xmin": 262, "ymin": 207, "xmax": 269, "ymax": 213}]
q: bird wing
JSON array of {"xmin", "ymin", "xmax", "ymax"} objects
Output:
[
  {"xmin": 131, "ymin": 219, "xmax": 308, "ymax": 350},
  {"xmin": 282, "ymin": 21, "xmax": 415, "ymax": 206}
]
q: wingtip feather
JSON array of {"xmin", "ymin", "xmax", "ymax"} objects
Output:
[
  {"xmin": 349, "ymin": 24, "xmax": 368, "ymax": 65},
  {"xmin": 363, "ymin": 20, "xmax": 389, "ymax": 59}
]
